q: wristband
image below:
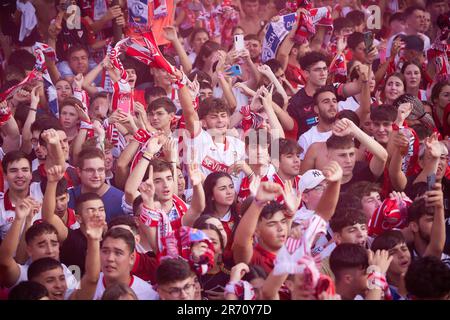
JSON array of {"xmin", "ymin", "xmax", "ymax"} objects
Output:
[
  {"xmin": 254, "ymin": 197, "xmax": 267, "ymax": 208},
  {"xmin": 247, "ymin": 171, "xmax": 255, "ymax": 179},
  {"xmin": 80, "ymin": 120, "xmax": 93, "ymax": 130},
  {"xmin": 225, "ymin": 282, "xmax": 239, "ymax": 295},
  {"xmin": 143, "ymin": 151, "xmax": 154, "ymax": 160},
  {"xmin": 367, "ymin": 266, "xmax": 387, "ymax": 291},
  {"xmin": 29, "ymin": 108, "xmax": 37, "ymax": 112}
]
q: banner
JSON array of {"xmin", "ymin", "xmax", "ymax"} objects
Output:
[{"xmin": 261, "ymin": 13, "xmax": 297, "ymax": 63}]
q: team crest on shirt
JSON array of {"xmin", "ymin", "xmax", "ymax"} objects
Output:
[{"xmin": 202, "ymin": 156, "xmax": 228, "ymax": 173}]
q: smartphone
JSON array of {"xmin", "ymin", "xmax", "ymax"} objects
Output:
[
  {"xmin": 117, "ymin": 92, "xmax": 132, "ymax": 113},
  {"xmin": 427, "ymin": 174, "xmax": 436, "ymax": 191},
  {"xmin": 234, "ymin": 34, "xmax": 245, "ymax": 51},
  {"xmin": 363, "ymin": 31, "xmax": 374, "ymax": 53},
  {"xmin": 225, "ymin": 65, "xmax": 242, "ymax": 77}
]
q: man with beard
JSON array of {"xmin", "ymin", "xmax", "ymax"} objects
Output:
[
  {"xmin": 406, "ymin": 182, "xmax": 447, "ymax": 263},
  {"xmin": 287, "ymin": 51, "xmax": 364, "ymax": 138},
  {"xmin": 298, "ymin": 86, "xmax": 338, "ymax": 160}
]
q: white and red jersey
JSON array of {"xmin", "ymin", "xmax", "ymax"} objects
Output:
[
  {"xmin": 237, "ymin": 165, "xmax": 276, "ymax": 203},
  {"xmin": 185, "ymin": 130, "xmax": 246, "ymax": 190},
  {"xmin": 287, "ymin": 207, "xmax": 327, "ymax": 253},
  {"xmin": 0, "ymin": 182, "xmax": 44, "ymax": 239},
  {"xmin": 261, "ymin": 172, "xmax": 301, "ymax": 205},
  {"xmin": 417, "ymin": 89, "xmax": 427, "ymax": 101},
  {"xmin": 93, "ymin": 273, "xmax": 158, "ymax": 300}
]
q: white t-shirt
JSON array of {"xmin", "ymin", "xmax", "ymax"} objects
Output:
[
  {"xmin": 93, "ymin": 273, "xmax": 158, "ymax": 300},
  {"xmin": 298, "ymin": 126, "xmax": 332, "ymax": 160},
  {"xmin": 0, "ymin": 182, "xmax": 44, "ymax": 240},
  {"xmin": 385, "ymin": 32, "xmax": 431, "ymax": 59},
  {"xmin": 13, "ymin": 262, "xmax": 79, "ymax": 291},
  {"xmin": 185, "ymin": 130, "xmax": 246, "ymax": 190}
]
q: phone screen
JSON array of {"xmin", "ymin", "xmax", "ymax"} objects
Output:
[
  {"xmin": 364, "ymin": 32, "xmax": 374, "ymax": 52},
  {"xmin": 234, "ymin": 34, "xmax": 245, "ymax": 51}
]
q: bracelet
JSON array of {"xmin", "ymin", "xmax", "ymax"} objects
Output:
[
  {"xmin": 142, "ymin": 155, "xmax": 152, "ymax": 162},
  {"xmin": 254, "ymin": 197, "xmax": 267, "ymax": 208},
  {"xmin": 29, "ymin": 108, "xmax": 37, "ymax": 112},
  {"xmin": 247, "ymin": 171, "xmax": 255, "ymax": 179},
  {"xmin": 143, "ymin": 151, "xmax": 153, "ymax": 160}
]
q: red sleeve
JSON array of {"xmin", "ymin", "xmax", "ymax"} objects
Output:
[{"xmin": 284, "ymin": 120, "xmax": 298, "ymax": 141}]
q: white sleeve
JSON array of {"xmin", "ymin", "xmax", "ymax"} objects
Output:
[{"xmin": 298, "ymin": 134, "xmax": 308, "ymax": 160}]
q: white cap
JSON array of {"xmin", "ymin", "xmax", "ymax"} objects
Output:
[{"xmin": 299, "ymin": 169, "xmax": 326, "ymax": 193}]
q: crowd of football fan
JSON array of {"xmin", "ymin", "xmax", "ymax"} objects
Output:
[{"xmin": 0, "ymin": 0, "xmax": 449, "ymax": 300}]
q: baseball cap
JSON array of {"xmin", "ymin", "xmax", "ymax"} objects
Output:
[
  {"xmin": 299, "ymin": 170, "xmax": 326, "ymax": 193},
  {"xmin": 403, "ymin": 35, "xmax": 424, "ymax": 52}
]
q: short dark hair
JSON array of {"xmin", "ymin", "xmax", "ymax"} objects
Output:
[
  {"xmin": 77, "ymin": 146, "xmax": 105, "ymax": 168},
  {"xmin": 269, "ymin": 138, "xmax": 301, "ymax": 159},
  {"xmin": 345, "ymin": 181, "xmax": 381, "ymax": 202},
  {"xmin": 336, "ymin": 110, "xmax": 360, "ymax": 128},
  {"xmin": 198, "ymin": 97, "xmax": 231, "ymax": 119},
  {"xmin": 156, "ymin": 258, "xmax": 194, "ymax": 285},
  {"xmin": 89, "ymin": 91, "xmax": 108, "ymax": 106},
  {"xmin": 389, "ymin": 12, "xmax": 405, "ymax": 24},
  {"xmin": 8, "ymin": 281, "xmax": 49, "ymax": 300},
  {"xmin": 403, "ymin": 5, "xmax": 425, "ymax": 19},
  {"xmin": 75, "ymin": 192, "xmax": 103, "ymax": 215},
  {"xmin": 259, "ymin": 201, "xmax": 286, "ymax": 221},
  {"xmin": 243, "ymin": 264, "xmax": 268, "ymax": 282},
  {"xmin": 347, "ymin": 32, "xmax": 364, "ymax": 50},
  {"xmin": 333, "ymin": 17, "xmax": 353, "ymax": 33},
  {"xmin": 2, "ymin": 150, "xmax": 31, "ymax": 172},
  {"xmin": 189, "ymin": 28, "xmax": 209, "ymax": 44},
  {"xmin": 28, "ymin": 257, "xmax": 63, "ymax": 281},
  {"xmin": 370, "ymin": 104, "xmax": 397, "ymax": 122},
  {"xmin": 410, "ymin": 123, "xmax": 433, "ymax": 141},
  {"xmin": 188, "ymin": 70, "xmax": 212, "ymax": 85},
  {"xmin": 330, "ymin": 243, "xmax": 369, "ymax": 281},
  {"xmin": 66, "ymin": 44, "xmax": 89, "ymax": 61},
  {"xmin": 145, "ymin": 86, "xmax": 167, "ymax": 103},
  {"xmin": 407, "ymin": 197, "xmax": 432, "ymax": 223},
  {"xmin": 8, "ymin": 49, "xmax": 36, "ymax": 71},
  {"xmin": 59, "ymin": 96, "xmax": 84, "ymax": 113},
  {"xmin": 264, "ymin": 59, "xmax": 283, "ymax": 73},
  {"xmin": 55, "ymin": 177, "xmax": 69, "ymax": 197},
  {"xmin": 149, "ymin": 159, "xmax": 174, "ymax": 176},
  {"xmin": 102, "ymin": 227, "xmax": 136, "ymax": 253},
  {"xmin": 121, "ymin": 57, "xmax": 138, "ymax": 71},
  {"xmin": 431, "ymin": 80, "xmax": 450, "ymax": 104},
  {"xmin": 326, "ymin": 134, "xmax": 355, "ymax": 150},
  {"xmin": 347, "ymin": 10, "xmax": 365, "ymax": 26},
  {"xmin": 244, "ymin": 34, "xmax": 260, "ymax": 42},
  {"xmin": 30, "ymin": 115, "xmax": 62, "ymax": 135},
  {"xmin": 330, "ymin": 207, "xmax": 367, "ymax": 233},
  {"xmin": 108, "ymin": 215, "xmax": 139, "ymax": 236},
  {"xmin": 25, "ymin": 222, "xmax": 59, "ymax": 245},
  {"xmin": 101, "ymin": 283, "xmax": 138, "ymax": 300},
  {"xmin": 299, "ymin": 51, "xmax": 329, "ymax": 70},
  {"xmin": 371, "ymin": 230, "xmax": 406, "ymax": 252},
  {"xmin": 405, "ymin": 256, "xmax": 450, "ymax": 299},
  {"xmin": 147, "ymin": 97, "xmax": 176, "ymax": 114},
  {"xmin": 313, "ymin": 85, "xmax": 337, "ymax": 106}
]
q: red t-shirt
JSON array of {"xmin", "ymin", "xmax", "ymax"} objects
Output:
[{"xmin": 131, "ymin": 252, "xmax": 159, "ymax": 284}]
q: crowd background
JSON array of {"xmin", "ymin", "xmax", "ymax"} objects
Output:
[{"xmin": 0, "ymin": 0, "xmax": 449, "ymax": 301}]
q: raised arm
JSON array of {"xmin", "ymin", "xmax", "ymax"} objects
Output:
[
  {"xmin": 115, "ymin": 139, "xmax": 140, "ymax": 190},
  {"xmin": 232, "ymin": 181, "xmax": 284, "ymax": 264},
  {"xmin": 0, "ymin": 198, "xmax": 36, "ymax": 288},
  {"xmin": 260, "ymin": 86, "xmax": 285, "ymax": 139},
  {"xmin": 163, "ymin": 26, "xmax": 193, "ymax": 75},
  {"xmin": 334, "ymin": 118, "xmax": 388, "ymax": 178},
  {"xmin": 42, "ymin": 166, "xmax": 69, "ymax": 242},
  {"xmin": 257, "ymin": 65, "xmax": 289, "ymax": 107},
  {"xmin": 178, "ymin": 71, "xmax": 201, "ymax": 138},
  {"xmin": 70, "ymin": 217, "xmax": 103, "ymax": 300},
  {"xmin": 387, "ymin": 130, "xmax": 408, "ymax": 191},
  {"xmin": 423, "ymin": 183, "xmax": 446, "ymax": 258},
  {"xmin": 20, "ymin": 86, "xmax": 40, "ymax": 154},
  {"xmin": 182, "ymin": 163, "xmax": 206, "ymax": 227},
  {"xmin": 124, "ymin": 137, "xmax": 162, "ymax": 205},
  {"xmin": 315, "ymin": 161, "xmax": 343, "ymax": 221},
  {"xmin": 0, "ymin": 106, "xmax": 21, "ymax": 153},
  {"xmin": 354, "ymin": 64, "xmax": 372, "ymax": 122},
  {"xmin": 413, "ymin": 133, "xmax": 441, "ymax": 185}
]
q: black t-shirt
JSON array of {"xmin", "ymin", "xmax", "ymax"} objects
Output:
[
  {"xmin": 60, "ymin": 229, "xmax": 87, "ymax": 276},
  {"xmin": 56, "ymin": 20, "xmax": 91, "ymax": 61},
  {"xmin": 287, "ymin": 84, "xmax": 346, "ymax": 138},
  {"xmin": 405, "ymin": 176, "xmax": 450, "ymax": 255},
  {"xmin": 287, "ymin": 88, "xmax": 317, "ymax": 138},
  {"xmin": 340, "ymin": 161, "xmax": 377, "ymax": 194}
]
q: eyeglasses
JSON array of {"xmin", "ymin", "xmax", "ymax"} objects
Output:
[
  {"xmin": 162, "ymin": 282, "xmax": 195, "ymax": 297},
  {"xmin": 81, "ymin": 167, "xmax": 106, "ymax": 175}
]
